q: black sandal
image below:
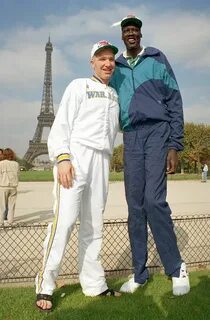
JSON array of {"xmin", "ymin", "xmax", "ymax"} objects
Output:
[
  {"xmin": 98, "ymin": 288, "xmax": 121, "ymax": 297},
  {"xmin": 36, "ymin": 293, "xmax": 53, "ymax": 312}
]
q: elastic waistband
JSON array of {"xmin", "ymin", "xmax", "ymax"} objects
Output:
[{"xmin": 123, "ymin": 120, "xmax": 167, "ymax": 132}]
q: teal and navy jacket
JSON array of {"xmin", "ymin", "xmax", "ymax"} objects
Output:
[{"xmin": 110, "ymin": 47, "xmax": 184, "ymax": 151}]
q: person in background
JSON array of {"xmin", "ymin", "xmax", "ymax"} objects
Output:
[
  {"xmin": 201, "ymin": 162, "xmax": 208, "ymax": 182},
  {"xmin": 0, "ymin": 148, "xmax": 19, "ymax": 226},
  {"xmin": 110, "ymin": 15, "xmax": 190, "ymax": 296},
  {"xmin": 0, "ymin": 149, "xmax": 3, "ymax": 161},
  {"xmin": 0, "ymin": 148, "xmax": 8, "ymax": 220}
]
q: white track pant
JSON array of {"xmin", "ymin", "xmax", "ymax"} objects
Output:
[{"xmin": 36, "ymin": 142, "xmax": 110, "ymax": 296}]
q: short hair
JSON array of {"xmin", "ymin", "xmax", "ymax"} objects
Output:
[{"xmin": 3, "ymin": 148, "xmax": 16, "ymax": 161}]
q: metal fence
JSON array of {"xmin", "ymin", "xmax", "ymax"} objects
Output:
[{"xmin": 0, "ymin": 215, "xmax": 210, "ymax": 283}]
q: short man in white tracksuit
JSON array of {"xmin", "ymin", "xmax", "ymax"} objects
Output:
[{"xmin": 36, "ymin": 40, "xmax": 120, "ymax": 312}]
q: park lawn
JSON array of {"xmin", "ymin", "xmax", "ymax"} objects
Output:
[
  {"xmin": 19, "ymin": 170, "xmax": 202, "ymax": 182},
  {"xmin": 19, "ymin": 170, "xmax": 53, "ymax": 181},
  {"xmin": 110, "ymin": 172, "xmax": 203, "ymax": 181},
  {"xmin": 0, "ymin": 270, "xmax": 210, "ymax": 320}
]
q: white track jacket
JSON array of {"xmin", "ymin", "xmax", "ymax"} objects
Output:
[{"xmin": 48, "ymin": 78, "xmax": 119, "ymax": 160}]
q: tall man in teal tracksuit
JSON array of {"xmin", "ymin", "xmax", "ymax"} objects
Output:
[{"xmin": 110, "ymin": 15, "xmax": 190, "ymax": 295}]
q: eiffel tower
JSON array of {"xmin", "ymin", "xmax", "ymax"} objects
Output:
[{"xmin": 24, "ymin": 37, "xmax": 55, "ymax": 163}]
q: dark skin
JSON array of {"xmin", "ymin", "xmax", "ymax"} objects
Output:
[
  {"xmin": 166, "ymin": 149, "xmax": 178, "ymax": 174},
  {"xmin": 121, "ymin": 23, "xmax": 178, "ymax": 174},
  {"xmin": 121, "ymin": 24, "xmax": 142, "ymax": 57}
]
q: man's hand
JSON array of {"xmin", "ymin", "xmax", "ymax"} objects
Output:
[
  {"xmin": 166, "ymin": 149, "xmax": 178, "ymax": 174},
  {"xmin": 57, "ymin": 161, "xmax": 75, "ymax": 188}
]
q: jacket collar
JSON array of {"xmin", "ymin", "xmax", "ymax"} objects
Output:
[{"xmin": 116, "ymin": 47, "xmax": 160, "ymax": 66}]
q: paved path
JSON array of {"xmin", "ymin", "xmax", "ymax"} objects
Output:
[{"xmin": 14, "ymin": 180, "xmax": 210, "ymax": 224}]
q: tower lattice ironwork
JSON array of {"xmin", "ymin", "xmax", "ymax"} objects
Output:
[{"xmin": 24, "ymin": 37, "xmax": 55, "ymax": 163}]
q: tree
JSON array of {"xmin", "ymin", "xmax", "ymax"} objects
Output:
[
  {"xmin": 16, "ymin": 157, "xmax": 33, "ymax": 171},
  {"xmin": 110, "ymin": 144, "xmax": 124, "ymax": 172},
  {"xmin": 180, "ymin": 123, "xmax": 210, "ymax": 173}
]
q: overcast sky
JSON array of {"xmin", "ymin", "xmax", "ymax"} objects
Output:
[{"xmin": 1, "ymin": 0, "xmax": 210, "ymax": 157}]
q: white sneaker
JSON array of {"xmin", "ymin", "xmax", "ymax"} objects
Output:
[
  {"xmin": 172, "ymin": 262, "xmax": 190, "ymax": 296},
  {"xmin": 120, "ymin": 275, "xmax": 147, "ymax": 293}
]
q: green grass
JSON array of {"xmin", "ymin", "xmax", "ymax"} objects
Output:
[
  {"xmin": 19, "ymin": 170, "xmax": 203, "ymax": 182},
  {"xmin": 109, "ymin": 171, "xmax": 124, "ymax": 181},
  {"xmin": 0, "ymin": 270, "xmax": 210, "ymax": 320},
  {"xmin": 19, "ymin": 170, "xmax": 53, "ymax": 181},
  {"xmin": 167, "ymin": 173, "xmax": 202, "ymax": 180}
]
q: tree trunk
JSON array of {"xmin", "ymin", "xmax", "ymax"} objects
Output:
[{"xmin": 181, "ymin": 160, "xmax": 184, "ymax": 174}]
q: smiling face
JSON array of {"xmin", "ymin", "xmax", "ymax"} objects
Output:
[
  {"xmin": 122, "ymin": 24, "xmax": 142, "ymax": 56},
  {"xmin": 91, "ymin": 48, "xmax": 115, "ymax": 85}
]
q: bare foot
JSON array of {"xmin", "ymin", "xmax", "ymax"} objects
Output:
[
  {"xmin": 113, "ymin": 291, "xmax": 121, "ymax": 297},
  {"xmin": 36, "ymin": 299, "xmax": 52, "ymax": 311},
  {"xmin": 98, "ymin": 289, "xmax": 122, "ymax": 297}
]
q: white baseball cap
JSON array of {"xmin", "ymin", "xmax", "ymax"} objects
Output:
[
  {"xmin": 112, "ymin": 14, "xmax": 142, "ymax": 29},
  {"xmin": 91, "ymin": 40, "xmax": 118, "ymax": 59}
]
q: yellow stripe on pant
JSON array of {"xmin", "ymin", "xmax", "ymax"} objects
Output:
[{"xmin": 37, "ymin": 182, "xmax": 61, "ymax": 293}]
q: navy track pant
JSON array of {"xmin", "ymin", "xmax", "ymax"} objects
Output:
[{"xmin": 123, "ymin": 121, "xmax": 182, "ymax": 284}]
